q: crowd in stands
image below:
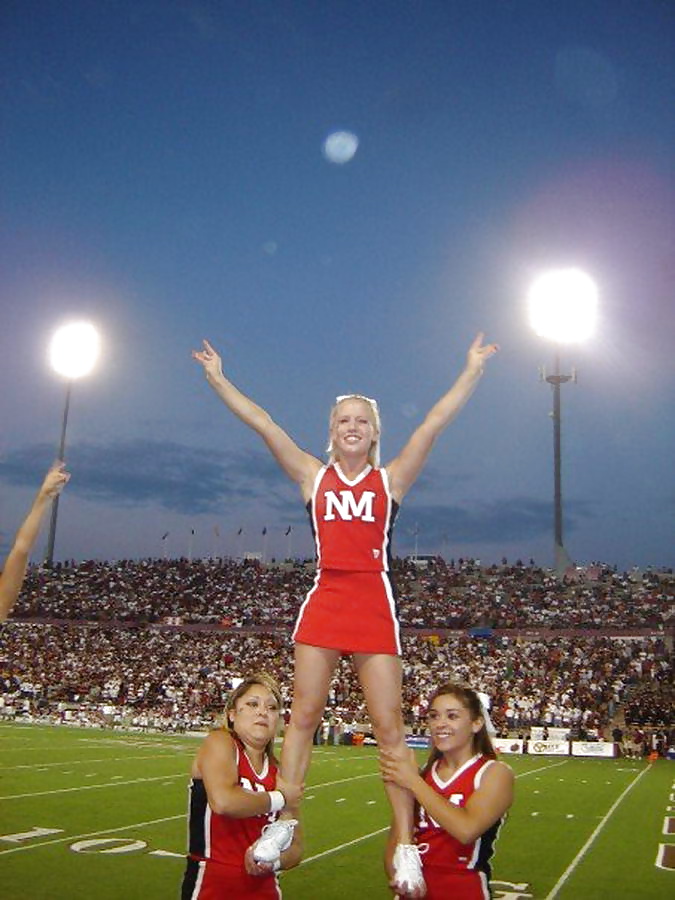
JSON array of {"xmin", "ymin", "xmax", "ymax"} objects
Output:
[
  {"xmin": 2, "ymin": 623, "xmax": 671, "ymax": 740},
  {"xmin": 399, "ymin": 558, "xmax": 673, "ymax": 630},
  {"xmin": 11, "ymin": 556, "xmax": 674, "ymax": 631},
  {"xmin": 624, "ymin": 682, "xmax": 673, "ymax": 727},
  {"xmin": 2, "ymin": 556, "xmax": 672, "ymax": 752}
]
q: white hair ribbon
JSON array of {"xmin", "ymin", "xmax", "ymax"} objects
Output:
[{"xmin": 476, "ymin": 691, "xmax": 497, "ymax": 736}]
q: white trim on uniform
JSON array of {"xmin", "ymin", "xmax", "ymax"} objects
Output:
[
  {"xmin": 377, "ymin": 466, "xmax": 401, "ymax": 652},
  {"xmin": 203, "ymin": 804, "xmax": 212, "ymax": 860},
  {"xmin": 380, "ymin": 571, "xmax": 401, "ymax": 655},
  {"xmin": 474, "ymin": 759, "xmax": 494, "ymax": 789},
  {"xmin": 189, "ymin": 859, "xmax": 206, "ymax": 899},
  {"xmin": 310, "ymin": 466, "xmax": 326, "ymax": 564},
  {"xmin": 244, "ymin": 746, "xmax": 269, "ymax": 781},
  {"xmin": 379, "ymin": 467, "xmax": 392, "ymax": 573},
  {"xmin": 333, "ymin": 462, "xmax": 372, "ymax": 487},
  {"xmin": 468, "ymin": 830, "xmax": 482, "ymax": 869},
  {"xmin": 295, "ymin": 463, "xmax": 327, "ymax": 636},
  {"xmin": 430, "ymin": 753, "xmax": 481, "ymax": 791},
  {"xmin": 292, "ymin": 568, "xmax": 322, "ymax": 642},
  {"xmin": 468, "ymin": 761, "xmax": 495, "ymax": 870}
]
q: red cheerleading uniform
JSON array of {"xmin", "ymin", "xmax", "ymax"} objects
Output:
[
  {"xmin": 181, "ymin": 736, "xmax": 282, "ymax": 899},
  {"xmin": 413, "ymin": 754, "xmax": 504, "ymax": 900},
  {"xmin": 292, "ymin": 463, "xmax": 401, "ymax": 655}
]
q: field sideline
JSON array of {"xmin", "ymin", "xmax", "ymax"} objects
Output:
[{"xmin": 1, "ymin": 723, "xmax": 672, "ymax": 899}]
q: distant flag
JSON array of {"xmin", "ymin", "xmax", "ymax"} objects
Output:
[
  {"xmin": 237, "ymin": 527, "xmax": 243, "ymax": 536},
  {"xmin": 161, "ymin": 532, "xmax": 170, "ymax": 541},
  {"xmin": 285, "ymin": 526, "xmax": 292, "ymax": 536},
  {"xmin": 191, "ymin": 528, "xmax": 195, "ymax": 536},
  {"xmin": 262, "ymin": 527, "xmax": 267, "ymax": 536},
  {"xmin": 214, "ymin": 525, "xmax": 220, "ymax": 538}
]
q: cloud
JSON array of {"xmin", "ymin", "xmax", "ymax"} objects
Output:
[
  {"xmin": 0, "ymin": 443, "xmax": 595, "ymax": 546},
  {"xmin": 396, "ymin": 497, "xmax": 594, "ymax": 546},
  {"xmin": 0, "ymin": 440, "xmax": 295, "ymax": 516}
]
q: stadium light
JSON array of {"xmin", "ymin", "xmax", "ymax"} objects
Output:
[
  {"xmin": 45, "ymin": 322, "xmax": 101, "ymax": 564},
  {"xmin": 527, "ymin": 270, "xmax": 597, "ymax": 575}
]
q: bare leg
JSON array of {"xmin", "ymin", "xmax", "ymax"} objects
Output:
[
  {"xmin": 353, "ymin": 653, "xmax": 413, "ymax": 843},
  {"xmin": 279, "ymin": 643, "xmax": 340, "ymax": 816},
  {"xmin": 354, "ymin": 652, "xmax": 425, "ymax": 895}
]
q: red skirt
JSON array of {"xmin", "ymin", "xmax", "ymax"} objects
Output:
[
  {"xmin": 292, "ymin": 569, "xmax": 401, "ymax": 655},
  {"xmin": 182, "ymin": 857, "xmax": 282, "ymax": 899},
  {"xmin": 414, "ymin": 868, "xmax": 491, "ymax": 900}
]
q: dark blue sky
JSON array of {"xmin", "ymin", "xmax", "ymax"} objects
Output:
[{"xmin": 1, "ymin": 1, "xmax": 673, "ymax": 568}]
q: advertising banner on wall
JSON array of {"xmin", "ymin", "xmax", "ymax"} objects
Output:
[
  {"xmin": 527, "ymin": 740, "xmax": 569, "ymax": 756},
  {"xmin": 494, "ymin": 738, "xmax": 524, "ymax": 754},
  {"xmin": 571, "ymin": 741, "xmax": 615, "ymax": 757}
]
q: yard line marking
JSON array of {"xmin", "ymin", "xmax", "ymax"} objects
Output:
[
  {"xmin": 544, "ymin": 764, "xmax": 650, "ymax": 899},
  {"xmin": 310, "ymin": 772, "xmax": 378, "ymax": 790},
  {"xmin": 300, "ymin": 826, "xmax": 389, "ymax": 866},
  {"xmin": 0, "ymin": 745, "xmax": 76, "ymax": 753},
  {"xmin": 1, "ymin": 772, "xmax": 186, "ymax": 800},
  {"xmin": 4, "ymin": 754, "xmax": 179, "ymax": 770},
  {"xmin": 516, "ymin": 761, "xmax": 568, "ymax": 778},
  {"xmin": 0, "ymin": 814, "xmax": 184, "ymax": 856}
]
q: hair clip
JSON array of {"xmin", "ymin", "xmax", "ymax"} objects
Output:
[{"xmin": 335, "ymin": 393, "xmax": 379, "ymax": 410}]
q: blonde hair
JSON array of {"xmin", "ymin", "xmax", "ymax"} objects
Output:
[
  {"xmin": 326, "ymin": 394, "xmax": 381, "ymax": 468},
  {"xmin": 223, "ymin": 672, "xmax": 283, "ymax": 759}
]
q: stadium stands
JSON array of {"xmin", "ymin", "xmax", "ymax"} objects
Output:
[{"xmin": 2, "ymin": 557, "xmax": 672, "ymax": 754}]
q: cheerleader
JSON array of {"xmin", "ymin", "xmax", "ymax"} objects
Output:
[{"xmin": 381, "ymin": 683, "xmax": 514, "ymax": 899}]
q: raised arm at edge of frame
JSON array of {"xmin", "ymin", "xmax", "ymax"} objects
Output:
[
  {"xmin": 386, "ymin": 333, "xmax": 498, "ymax": 500},
  {"xmin": 192, "ymin": 339, "xmax": 320, "ymax": 488},
  {"xmin": 0, "ymin": 462, "xmax": 70, "ymax": 623},
  {"xmin": 198, "ymin": 731, "xmax": 280, "ymax": 819},
  {"xmin": 407, "ymin": 760, "xmax": 513, "ymax": 846}
]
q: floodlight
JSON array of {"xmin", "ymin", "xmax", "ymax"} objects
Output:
[
  {"xmin": 49, "ymin": 322, "xmax": 100, "ymax": 380},
  {"xmin": 528, "ymin": 269, "xmax": 597, "ymax": 343}
]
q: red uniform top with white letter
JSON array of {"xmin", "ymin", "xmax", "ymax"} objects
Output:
[
  {"xmin": 415, "ymin": 754, "xmax": 503, "ymax": 879},
  {"xmin": 293, "ymin": 463, "xmax": 401, "ymax": 654},
  {"xmin": 186, "ymin": 736, "xmax": 278, "ymax": 869},
  {"xmin": 308, "ymin": 464, "xmax": 397, "ymax": 571}
]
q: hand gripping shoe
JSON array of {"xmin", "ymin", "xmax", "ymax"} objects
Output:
[
  {"xmin": 252, "ymin": 819, "xmax": 298, "ymax": 866},
  {"xmin": 392, "ymin": 843, "xmax": 426, "ymax": 896}
]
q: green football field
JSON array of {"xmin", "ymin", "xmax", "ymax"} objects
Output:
[{"xmin": 1, "ymin": 723, "xmax": 672, "ymax": 899}]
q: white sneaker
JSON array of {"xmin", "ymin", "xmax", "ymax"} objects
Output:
[
  {"xmin": 253, "ymin": 819, "xmax": 298, "ymax": 865},
  {"xmin": 392, "ymin": 843, "xmax": 426, "ymax": 896}
]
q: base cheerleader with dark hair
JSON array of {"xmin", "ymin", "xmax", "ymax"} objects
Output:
[{"xmin": 381, "ymin": 682, "xmax": 514, "ymax": 899}]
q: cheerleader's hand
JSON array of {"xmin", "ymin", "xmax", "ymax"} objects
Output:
[
  {"xmin": 192, "ymin": 339, "xmax": 224, "ymax": 381},
  {"xmin": 244, "ymin": 845, "xmax": 276, "ymax": 876},
  {"xmin": 380, "ymin": 747, "xmax": 420, "ymax": 790},
  {"xmin": 466, "ymin": 332, "xmax": 499, "ymax": 375}
]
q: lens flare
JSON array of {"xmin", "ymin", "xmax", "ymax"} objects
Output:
[{"xmin": 323, "ymin": 131, "xmax": 359, "ymax": 165}]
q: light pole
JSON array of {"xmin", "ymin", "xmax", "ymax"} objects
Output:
[
  {"xmin": 45, "ymin": 322, "xmax": 100, "ymax": 565},
  {"xmin": 528, "ymin": 269, "xmax": 597, "ymax": 575}
]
